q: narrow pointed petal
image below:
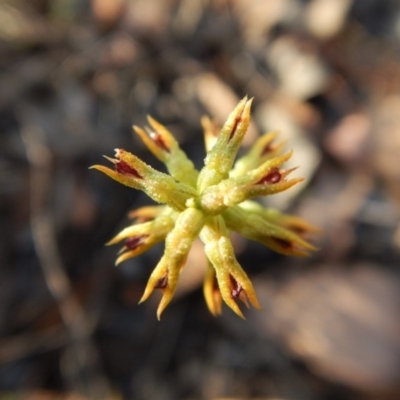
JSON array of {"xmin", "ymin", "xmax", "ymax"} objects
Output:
[
  {"xmin": 223, "ymin": 207, "xmax": 317, "ymax": 256},
  {"xmin": 139, "ymin": 258, "xmax": 168, "ymax": 304},
  {"xmin": 90, "ymin": 164, "xmax": 122, "ymax": 182},
  {"xmin": 238, "ymin": 201, "xmax": 320, "ymax": 236},
  {"xmin": 198, "ymin": 97, "xmax": 253, "ymax": 190},
  {"xmin": 106, "ymin": 215, "xmax": 175, "ymax": 245},
  {"xmin": 203, "ymin": 261, "xmax": 222, "ymax": 316},
  {"xmin": 156, "ymin": 281, "xmax": 178, "ymax": 320},
  {"xmin": 231, "ymin": 131, "xmax": 287, "ymax": 177},
  {"xmin": 115, "ymin": 241, "xmax": 153, "ymax": 265},
  {"xmin": 139, "ymin": 207, "xmax": 205, "ymax": 318},
  {"xmin": 200, "ymin": 216, "xmax": 260, "ymax": 318},
  {"xmin": 248, "ymin": 177, "xmax": 304, "ymax": 198},
  {"xmin": 134, "ymin": 118, "xmax": 199, "ymax": 187},
  {"xmin": 91, "ymin": 149, "xmax": 197, "ymax": 211},
  {"xmin": 133, "ymin": 125, "xmax": 169, "ymax": 161},
  {"xmin": 214, "ymin": 265, "xmax": 245, "ymax": 319},
  {"xmin": 128, "ymin": 205, "xmax": 168, "ymax": 221}
]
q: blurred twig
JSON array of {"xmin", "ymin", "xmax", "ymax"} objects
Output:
[
  {"xmin": 0, "ymin": 326, "xmax": 68, "ymax": 365},
  {"xmin": 20, "ymin": 123, "xmax": 110, "ymax": 399}
]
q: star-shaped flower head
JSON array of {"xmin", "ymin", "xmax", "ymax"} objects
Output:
[{"xmin": 91, "ymin": 97, "xmax": 317, "ymax": 319}]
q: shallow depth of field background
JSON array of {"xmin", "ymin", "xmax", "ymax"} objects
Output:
[{"xmin": 1, "ymin": 1, "xmax": 400, "ymax": 399}]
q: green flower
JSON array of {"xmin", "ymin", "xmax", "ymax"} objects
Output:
[{"xmin": 91, "ymin": 98, "xmax": 317, "ymax": 319}]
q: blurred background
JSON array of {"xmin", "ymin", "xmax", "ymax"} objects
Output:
[{"xmin": 1, "ymin": 0, "xmax": 400, "ymax": 399}]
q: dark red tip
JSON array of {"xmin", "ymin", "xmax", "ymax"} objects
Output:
[
  {"xmin": 230, "ymin": 276, "xmax": 242, "ymax": 298},
  {"xmin": 124, "ymin": 235, "xmax": 149, "ymax": 250},
  {"xmin": 272, "ymin": 237, "xmax": 292, "ymax": 249},
  {"xmin": 155, "ymin": 274, "xmax": 168, "ymax": 289},
  {"xmin": 151, "ymin": 132, "xmax": 170, "ymax": 153},
  {"xmin": 116, "ymin": 160, "xmax": 143, "ymax": 179},
  {"xmin": 261, "ymin": 143, "xmax": 274, "ymax": 156},
  {"xmin": 229, "ymin": 116, "xmax": 242, "ymax": 140},
  {"xmin": 230, "ymin": 275, "xmax": 249, "ymax": 307},
  {"xmin": 257, "ymin": 167, "xmax": 281, "ymax": 184}
]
